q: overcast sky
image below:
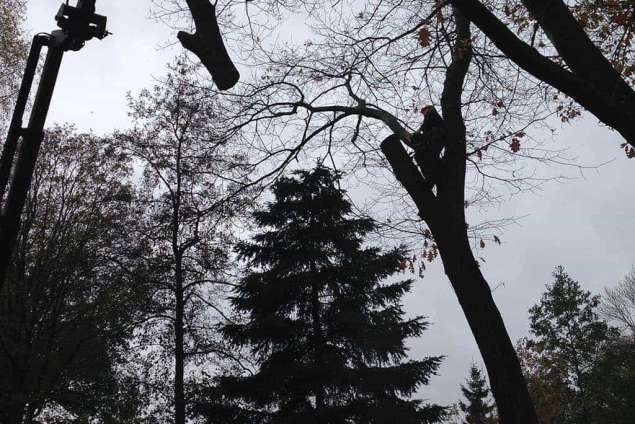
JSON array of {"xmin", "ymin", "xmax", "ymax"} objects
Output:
[{"xmin": 26, "ymin": 0, "xmax": 635, "ymax": 407}]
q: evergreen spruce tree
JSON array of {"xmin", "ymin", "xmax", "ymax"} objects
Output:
[
  {"xmin": 458, "ymin": 365, "xmax": 496, "ymax": 424},
  {"xmin": 196, "ymin": 166, "xmax": 444, "ymax": 423}
]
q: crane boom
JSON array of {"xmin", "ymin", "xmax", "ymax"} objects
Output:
[
  {"xmin": 0, "ymin": 0, "xmax": 240, "ymax": 289},
  {"xmin": 0, "ymin": 1, "xmax": 108, "ymax": 287}
]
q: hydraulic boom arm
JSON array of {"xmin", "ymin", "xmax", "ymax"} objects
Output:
[{"xmin": 0, "ymin": 0, "xmax": 240, "ymax": 288}]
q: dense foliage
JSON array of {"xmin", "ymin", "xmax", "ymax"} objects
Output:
[
  {"xmin": 517, "ymin": 267, "xmax": 633, "ymax": 424},
  {"xmin": 0, "ymin": 127, "xmax": 151, "ymax": 422},
  {"xmin": 0, "ymin": 0, "xmax": 27, "ymax": 131},
  {"xmin": 194, "ymin": 166, "xmax": 445, "ymax": 423}
]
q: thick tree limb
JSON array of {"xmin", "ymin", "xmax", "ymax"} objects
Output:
[
  {"xmin": 380, "ymin": 134, "xmax": 436, "ymax": 222},
  {"xmin": 450, "ymin": 0, "xmax": 635, "ymax": 146},
  {"xmin": 521, "ymin": 0, "xmax": 634, "ymax": 104},
  {"xmin": 180, "ymin": 0, "xmax": 239, "ymax": 90},
  {"xmin": 435, "ymin": 9, "xmax": 539, "ymax": 423},
  {"xmin": 439, "ymin": 8, "xmax": 471, "ymax": 208}
]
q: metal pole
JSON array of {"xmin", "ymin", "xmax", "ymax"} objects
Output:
[
  {"xmin": 0, "ymin": 0, "xmax": 108, "ymax": 290},
  {"xmin": 0, "ymin": 46, "xmax": 65, "ymax": 286},
  {"xmin": 0, "ymin": 34, "xmax": 49, "ymax": 201}
]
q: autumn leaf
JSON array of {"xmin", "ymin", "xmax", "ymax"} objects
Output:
[
  {"xmin": 427, "ymin": 250, "xmax": 435, "ymax": 262},
  {"xmin": 611, "ymin": 13, "xmax": 629, "ymax": 26},
  {"xmin": 503, "ymin": 4, "xmax": 511, "ymax": 16},
  {"xmin": 420, "ymin": 105, "xmax": 434, "ymax": 115},
  {"xmin": 418, "ymin": 27, "xmax": 431, "ymax": 47},
  {"xmin": 510, "ymin": 138, "xmax": 521, "ymax": 153},
  {"xmin": 479, "ymin": 239, "xmax": 485, "ymax": 248}
]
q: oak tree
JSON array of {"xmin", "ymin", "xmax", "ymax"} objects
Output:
[
  {"xmin": 116, "ymin": 63, "xmax": 251, "ymax": 424},
  {"xmin": 450, "ymin": 0, "xmax": 635, "ymax": 152}
]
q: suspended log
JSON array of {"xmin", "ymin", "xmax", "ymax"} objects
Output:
[{"xmin": 179, "ymin": 0, "xmax": 240, "ymax": 90}]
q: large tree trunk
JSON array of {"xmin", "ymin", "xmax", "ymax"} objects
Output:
[
  {"xmin": 381, "ymin": 135, "xmax": 538, "ymax": 424},
  {"xmin": 432, "ymin": 220, "xmax": 537, "ymax": 423},
  {"xmin": 174, "ymin": 258, "xmax": 186, "ymax": 424}
]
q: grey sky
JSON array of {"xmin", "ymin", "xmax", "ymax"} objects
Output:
[{"xmin": 26, "ymin": 0, "xmax": 635, "ymax": 408}]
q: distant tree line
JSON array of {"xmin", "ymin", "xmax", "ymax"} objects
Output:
[{"xmin": 0, "ymin": 66, "xmax": 446, "ymax": 422}]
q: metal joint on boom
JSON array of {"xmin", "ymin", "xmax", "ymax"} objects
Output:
[{"xmin": 54, "ymin": 0, "xmax": 109, "ymax": 51}]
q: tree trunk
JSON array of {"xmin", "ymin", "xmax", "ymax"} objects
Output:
[
  {"xmin": 174, "ymin": 258, "xmax": 186, "ymax": 424},
  {"xmin": 310, "ymin": 263, "xmax": 325, "ymax": 412},
  {"xmin": 381, "ymin": 135, "xmax": 538, "ymax": 424},
  {"xmin": 432, "ymin": 220, "xmax": 537, "ymax": 424}
]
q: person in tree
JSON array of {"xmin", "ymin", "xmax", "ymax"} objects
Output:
[
  {"xmin": 458, "ymin": 364, "xmax": 496, "ymax": 424},
  {"xmin": 193, "ymin": 165, "xmax": 445, "ymax": 423}
]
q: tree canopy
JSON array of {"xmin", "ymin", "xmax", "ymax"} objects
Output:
[
  {"xmin": 194, "ymin": 166, "xmax": 445, "ymax": 423},
  {"xmin": 518, "ymin": 266, "xmax": 630, "ymax": 424},
  {"xmin": 0, "ymin": 0, "xmax": 27, "ymax": 131},
  {"xmin": 0, "ymin": 126, "xmax": 151, "ymax": 422}
]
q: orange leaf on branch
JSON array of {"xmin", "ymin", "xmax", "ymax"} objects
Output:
[
  {"xmin": 611, "ymin": 13, "xmax": 629, "ymax": 26},
  {"xmin": 418, "ymin": 27, "xmax": 431, "ymax": 47}
]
